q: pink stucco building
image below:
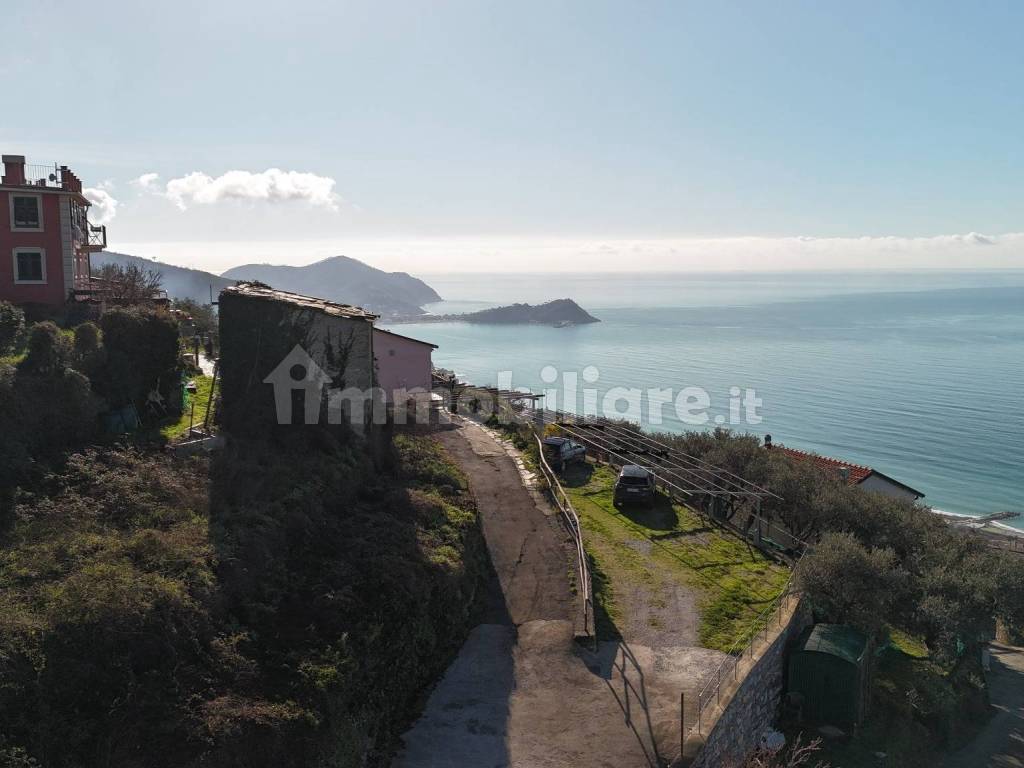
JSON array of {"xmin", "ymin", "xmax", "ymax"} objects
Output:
[
  {"xmin": 0, "ymin": 153, "xmax": 106, "ymax": 310},
  {"xmin": 373, "ymin": 327, "xmax": 437, "ymax": 401}
]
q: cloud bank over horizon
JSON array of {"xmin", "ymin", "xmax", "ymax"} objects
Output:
[{"xmin": 110, "ymin": 231, "xmax": 1024, "ymax": 275}]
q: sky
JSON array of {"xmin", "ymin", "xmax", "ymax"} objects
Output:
[{"xmin": 3, "ymin": 0, "xmax": 1023, "ymax": 273}]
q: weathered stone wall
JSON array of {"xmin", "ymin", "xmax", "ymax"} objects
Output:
[
  {"xmin": 218, "ymin": 290, "xmax": 375, "ymax": 434},
  {"xmin": 690, "ymin": 600, "xmax": 812, "ymax": 768}
]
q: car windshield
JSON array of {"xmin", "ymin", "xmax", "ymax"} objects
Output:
[{"xmin": 619, "ymin": 475, "xmax": 649, "ymax": 486}]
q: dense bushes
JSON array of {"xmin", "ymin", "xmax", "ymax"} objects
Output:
[
  {"xmin": 202, "ymin": 431, "xmax": 485, "ymax": 766},
  {"xmin": 0, "ymin": 431, "xmax": 484, "ymax": 767},
  {"xmin": 793, "ymin": 498, "xmax": 1024, "ymax": 662},
  {"xmin": 21, "ymin": 322, "xmax": 71, "ymax": 373},
  {"xmin": 72, "ymin": 321, "xmax": 105, "ymax": 377},
  {"xmin": 651, "ymin": 428, "xmax": 1024, "ymax": 660},
  {"xmin": 172, "ymin": 298, "xmax": 217, "ymax": 337},
  {"xmin": 793, "ymin": 532, "xmax": 905, "ymax": 637},
  {"xmin": 0, "ymin": 302, "xmax": 24, "ymax": 355},
  {"xmin": 0, "ymin": 334, "xmax": 100, "ymax": 498},
  {"xmin": 0, "ymin": 307, "xmax": 182, "ymax": 498},
  {"xmin": 96, "ymin": 307, "xmax": 181, "ymax": 409},
  {"xmin": 0, "ymin": 450, "xmax": 214, "ymax": 766}
]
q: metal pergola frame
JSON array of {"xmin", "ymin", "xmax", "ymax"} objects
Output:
[
  {"xmin": 461, "ymin": 387, "xmax": 808, "ymax": 556},
  {"xmin": 531, "ymin": 407, "xmax": 777, "ymax": 499}
]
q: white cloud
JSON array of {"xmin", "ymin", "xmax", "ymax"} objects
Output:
[
  {"xmin": 83, "ymin": 188, "xmax": 118, "ymax": 226},
  {"xmin": 161, "ymin": 168, "xmax": 341, "ymax": 211},
  {"xmin": 132, "ymin": 172, "xmax": 161, "ymax": 191}
]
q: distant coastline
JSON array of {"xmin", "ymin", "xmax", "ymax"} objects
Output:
[
  {"xmin": 388, "ymin": 272, "xmax": 1024, "ymax": 521},
  {"xmin": 390, "ymin": 298, "xmax": 600, "ymax": 326}
]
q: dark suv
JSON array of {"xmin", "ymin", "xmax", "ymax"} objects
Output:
[
  {"xmin": 542, "ymin": 436, "xmax": 587, "ymax": 472},
  {"xmin": 613, "ymin": 464, "xmax": 656, "ymax": 505}
]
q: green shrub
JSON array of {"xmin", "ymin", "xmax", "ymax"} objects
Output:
[
  {"xmin": 0, "ymin": 741, "xmax": 39, "ymax": 768},
  {"xmin": 20, "ymin": 322, "xmax": 70, "ymax": 374},
  {"xmin": 0, "ymin": 432, "xmax": 484, "ymax": 768},
  {"xmin": 796, "ymin": 532, "xmax": 906, "ymax": 639},
  {"xmin": 97, "ymin": 307, "xmax": 181, "ymax": 411},
  {"xmin": 0, "ymin": 366, "xmax": 99, "ymax": 493},
  {"xmin": 172, "ymin": 297, "xmax": 217, "ymax": 337},
  {"xmin": 71, "ymin": 321, "xmax": 105, "ymax": 377},
  {"xmin": 0, "ymin": 302, "xmax": 24, "ymax": 355}
]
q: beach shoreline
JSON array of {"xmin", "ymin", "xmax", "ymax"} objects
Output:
[{"xmin": 934, "ymin": 509, "xmax": 1024, "ymax": 553}]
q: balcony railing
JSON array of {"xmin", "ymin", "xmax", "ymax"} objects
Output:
[
  {"xmin": 19, "ymin": 164, "xmax": 65, "ymax": 189},
  {"xmin": 86, "ymin": 225, "xmax": 107, "ymax": 252}
]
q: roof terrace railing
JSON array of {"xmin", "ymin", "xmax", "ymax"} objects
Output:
[{"xmin": 19, "ymin": 164, "xmax": 65, "ymax": 189}]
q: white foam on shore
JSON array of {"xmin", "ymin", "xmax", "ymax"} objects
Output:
[{"xmin": 932, "ymin": 508, "xmax": 1024, "ymax": 537}]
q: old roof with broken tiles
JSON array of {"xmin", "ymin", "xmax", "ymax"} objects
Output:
[{"xmin": 222, "ymin": 282, "xmax": 378, "ymax": 320}]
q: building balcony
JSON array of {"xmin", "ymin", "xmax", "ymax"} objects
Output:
[{"xmin": 84, "ymin": 224, "xmax": 107, "ymax": 252}]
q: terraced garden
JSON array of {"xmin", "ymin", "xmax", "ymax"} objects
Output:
[{"xmin": 561, "ymin": 462, "xmax": 790, "ymax": 651}]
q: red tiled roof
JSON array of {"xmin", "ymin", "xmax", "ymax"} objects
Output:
[{"xmin": 777, "ymin": 447, "xmax": 873, "ymax": 485}]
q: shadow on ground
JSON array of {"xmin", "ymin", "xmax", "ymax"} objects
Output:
[{"xmin": 944, "ymin": 644, "xmax": 1024, "ymax": 768}]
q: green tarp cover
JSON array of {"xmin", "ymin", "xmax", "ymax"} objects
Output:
[{"xmin": 797, "ymin": 624, "xmax": 868, "ymax": 666}]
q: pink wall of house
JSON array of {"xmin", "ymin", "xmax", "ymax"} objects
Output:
[
  {"xmin": 1, "ymin": 154, "xmax": 101, "ymax": 309},
  {"xmin": 0, "ymin": 190, "xmax": 68, "ymax": 307},
  {"xmin": 373, "ymin": 328, "xmax": 435, "ymax": 400}
]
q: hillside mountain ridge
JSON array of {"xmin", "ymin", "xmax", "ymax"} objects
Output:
[
  {"xmin": 93, "ymin": 251, "xmax": 233, "ymax": 303},
  {"xmin": 93, "ymin": 252, "xmax": 442, "ymax": 317},
  {"xmin": 221, "ymin": 255, "xmax": 441, "ymax": 317}
]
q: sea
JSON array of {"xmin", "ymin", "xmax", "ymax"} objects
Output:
[{"xmin": 380, "ymin": 271, "xmax": 1024, "ymax": 528}]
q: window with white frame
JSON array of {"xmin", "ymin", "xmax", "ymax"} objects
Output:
[
  {"xmin": 10, "ymin": 195, "xmax": 43, "ymax": 230},
  {"xmin": 13, "ymin": 249, "xmax": 46, "ymax": 283}
]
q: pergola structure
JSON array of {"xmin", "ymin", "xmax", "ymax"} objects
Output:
[
  {"xmin": 432, "ymin": 376, "xmax": 545, "ymax": 414},
  {"xmin": 534, "ymin": 408, "xmax": 807, "ymax": 554},
  {"xmin": 430, "ymin": 382, "xmax": 805, "ymax": 554}
]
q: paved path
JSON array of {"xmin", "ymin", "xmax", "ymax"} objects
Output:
[
  {"xmin": 439, "ymin": 419, "xmax": 573, "ymax": 626},
  {"xmin": 944, "ymin": 643, "xmax": 1024, "ymax": 768},
  {"xmin": 393, "ymin": 419, "xmax": 659, "ymax": 768}
]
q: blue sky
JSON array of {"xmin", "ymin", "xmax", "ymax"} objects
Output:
[{"xmin": 3, "ymin": 1, "xmax": 1023, "ymax": 271}]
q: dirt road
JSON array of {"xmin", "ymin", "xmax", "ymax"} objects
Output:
[{"xmin": 393, "ymin": 419, "xmax": 661, "ymax": 768}]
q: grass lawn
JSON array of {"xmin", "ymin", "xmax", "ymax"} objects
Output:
[
  {"xmin": 160, "ymin": 374, "xmax": 216, "ymax": 441},
  {"xmin": 561, "ymin": 462, "xmax": 790, "ymax": 651}
]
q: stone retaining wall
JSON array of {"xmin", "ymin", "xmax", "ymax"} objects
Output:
[{"xmin": 686, "ymin": 599, "xmax": 812, "ymax": 768}]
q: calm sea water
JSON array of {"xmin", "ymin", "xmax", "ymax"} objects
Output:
[{"xmin": 381, "ymin": 271, "xmax": 1024, "ymax": 525}]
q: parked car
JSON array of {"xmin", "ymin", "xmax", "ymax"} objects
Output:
[
  {"xmin": 542, "ymin": 436, "xmax": 587, "ymax": 471},
  {"xmin": 613, "ymin": 464, "xmax": 656, "ymax": 505}
]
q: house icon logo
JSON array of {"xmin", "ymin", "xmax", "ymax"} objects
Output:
[{"xmin": 263, "ymin": 344, "xmax": 333, "ymax": 424}]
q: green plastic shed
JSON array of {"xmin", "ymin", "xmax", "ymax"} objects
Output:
[{"xmin": 788, "ymin": 624, "xmax": 871, "ymax": 725}]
